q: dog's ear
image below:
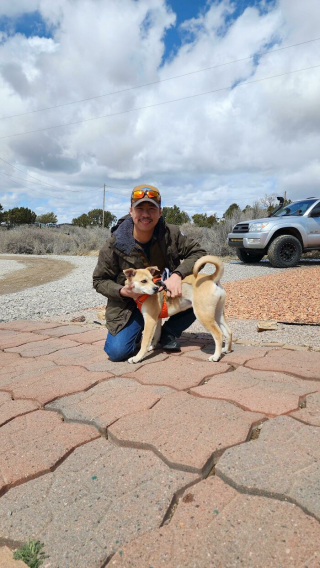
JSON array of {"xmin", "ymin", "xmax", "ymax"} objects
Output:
[
  {"xmin": 123, "ymin": 268, "xmax": 136, "ymax": 279},
  {"xmin": 147, "ymin": 266, "xmax": 160, "ymax": 277}
]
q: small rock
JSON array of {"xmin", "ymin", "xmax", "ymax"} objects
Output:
[
  {"xmin": 257, "ymin": 320, "xmax": 278, "ymax": 332},
  {"xmin": 71, "ymin": 315, "xmax": 86, "ymax": 322},
  {"xmin": 96, "ymin": 310, "xmax": 106, "ymax": 321}
]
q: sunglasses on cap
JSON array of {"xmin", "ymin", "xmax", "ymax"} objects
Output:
[{"xmin": 131, "ymin": 187, "xmax": 161, "ymax": 204}]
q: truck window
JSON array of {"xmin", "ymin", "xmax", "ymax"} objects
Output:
[{"xmin": 271, "ymin": 199, "xmax": 317, "ymax": 217}]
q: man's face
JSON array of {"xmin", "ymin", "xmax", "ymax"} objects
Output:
[{"xmin": 130, "ymin": 201, "xmax": 161, "ymax": 233}]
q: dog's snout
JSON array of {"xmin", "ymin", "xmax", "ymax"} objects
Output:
[{"xmin": 153, "ymin": 286, "xmax": 159, "ymax": 292}]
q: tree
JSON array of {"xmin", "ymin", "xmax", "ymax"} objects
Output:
[
  {"xmin": 5, "ymin": 207, "xmax": 36, "ymax": 225},
  {"xmin": 260, "ymin": 194, "xmax": 292, "ymax": 214},
  {"xmin": 36, "ymin": 212, "xmax": 58, "ymax": 224},
  {"xmin": 192, "ymin": 213, "xmax": 218, "ymax": 227},
  {"xmin": 72, "ymin": 214, "xmax": 90, "ymax": 228},
  {"xmin": 259, "ymin": 193, "xmax": 278, "ymax": 211},
  {"xmin": 0, "ymin": 203, "xmax": 3, "ymax": 223},
  {"xmin": 72, "ymin": 209, "xmax": 117, "ymax": 228},
  {"xmin": 223, "ymin": 203, "xmax": 241, "ymax": 219},
  {"xmin": 87, "ymin": 209, "xmax": 117, "ymax": 228},
  {"xmin": 162, "ymin": 205, "xmax": 190, "ymax": 225}
]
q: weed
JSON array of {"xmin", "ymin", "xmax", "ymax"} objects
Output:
[{"xmin": 13, "ymin": 539, "xmax": 48, "ymax": 568}]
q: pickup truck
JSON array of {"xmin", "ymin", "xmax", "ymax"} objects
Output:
[{"xmin": 227, "ymin": 197, "xmax": 320, "ymax": 267}]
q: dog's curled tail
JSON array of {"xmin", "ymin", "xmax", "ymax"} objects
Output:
[{"xmin": 193, "ymin": 255, "xmax": 224, "ymax": 283}]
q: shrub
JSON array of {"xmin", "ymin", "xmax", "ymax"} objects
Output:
[
  {"xmin": 0, "ymin": 225, "xmax": 110, "ymax": 255},
  {"xmin": 13, "ymin": 539, "xmax": 48, "ymax": 568}
]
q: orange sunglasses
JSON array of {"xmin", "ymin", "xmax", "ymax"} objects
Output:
[{"xmin": 131, "ymin": 188, "xmax": 161, "ymax": 203}]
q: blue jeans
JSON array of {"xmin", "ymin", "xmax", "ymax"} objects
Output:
[{"xmin": 104, "ymin": 307, "xmax": 196, "ymax": 362}]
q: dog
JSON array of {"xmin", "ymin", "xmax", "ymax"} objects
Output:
[{"xmin": 123, "ymin": 255, "xmax": 232, "ymax": 364}]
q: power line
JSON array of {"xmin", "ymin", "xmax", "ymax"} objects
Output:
[
  {"xmin": 0, "ymin": 63, "xmax": 319, "ymax": 141},
  {"xmin": 0, "ymin": 155, "xmax": 68, "ymax": 189},
  {"xmin": 0, "ymin": 171, "xmax": 51, "ymax": 194},
  {"xmin": 0, "ymin": 152, "xmax": 131, "ymax": 195},
  {"xmin": 0, "ymin": 169, "xmax": 96, "ymax": 194},
  {"xmin": 1, "ymin": 37, "xmax": 319, "ymax": 121},
  {"xmin": 0, "ymin": 154, "xmax": 123, "ymax": 192},
  {"xmin": 0, "ymin": 167, "xmax": 65, "ymax": 192}
]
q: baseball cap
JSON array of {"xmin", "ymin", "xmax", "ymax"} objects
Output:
[{"xmin": 131, "ymin": 184, "xmax": 161, "ymax": 208}]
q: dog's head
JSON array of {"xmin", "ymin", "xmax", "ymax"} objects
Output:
[{"xmin": 123, "ymin": 266, "xmax": 161, "ymax": 295}]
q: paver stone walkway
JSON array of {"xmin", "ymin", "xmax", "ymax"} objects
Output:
[{"xmin": 0, "ymin": 321, "xmax": 319, "ymax": 567}]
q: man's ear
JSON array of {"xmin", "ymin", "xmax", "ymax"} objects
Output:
[
  {"xmin": 147, "ymin": 266, "xmax": 160, "ymax": 277},
  {"xmin": 123, "ymin": 268, "xmax": 136, "ymax": 279}
]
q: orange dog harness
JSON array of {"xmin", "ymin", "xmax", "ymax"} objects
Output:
[{"xmin": 135, "ymin": 277, "xmax": 169, "ymax": 319}]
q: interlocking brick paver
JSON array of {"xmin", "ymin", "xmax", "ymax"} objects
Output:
[
  {"xmin": 0, "ymin": 410, "xmax": 99, "ymax": 493},
  {"xmin": 0, "ymin": 352, "xmax": 21, "ymax": 368},
  {"xmin": 65, "ymin": 329, "xmax": 107, "ymax": 343},
  {"xmin": 246, "ymin": 349, "xmax": 320, "ymax": 379},
  {"xmin": 0, "ymin": 438, "xmax": 197, "ymax": 568},
  {"xmin": 290, "ymin": 391, "xmax": 320, "ymax": 426},
  {"xmin": 0, "ymin": 392, "xmax": 39, "ymax": 426},
  {"xmin": 1, "ymin": 366, "xmax": 113, "ymax": 405},
  {"xmin": 5, "ymin": 337, "xmax": 80, "ymax": 357},
  {"xmin": 221, "ymin": 346, "xmax": 274, "ymax": 366},
  {"xmin": 109, "ymin": 391, "xmax": 265, "ymax": 473},
  {"xmin": 181, "ymin": 345, "xmax": 272, "ymax": 362},
  {"xmin": 125, "ymin": 356, "xmax": 230, "ymax": 390},
  {"xmin": 35, "ymin": 325, "xmax": 88, "ymax": 337},
  {"xmin": 111, "ymin": 477, "xmax": 320, "ymax": 568},
  {"xmin": 92, "ymin": 339, "xmax": 105, "ymax": 346},
  {"xmin": 42, "ymin": 343, "xmax": 168, "ymax": 374},
  {"xmin": 216, "ymin": 415, "xmax": 320, "ymax": 520},
  {"xmin": 46, "ymin": 378, "xmax": 173, "ymax": 430},
  {"xmin": 0, "ymin": 332, "xmax": 50, "ymax": 350},
  {"xmin": 0, "ymin": 321, "xmax": 59, "ymax": 332},
  {"xmin": 41, "ymin": 343, "xmax": 102, "ymax": 365},
  {"xmin": 0, "ymin": 330, "xmax": 20, "ymax": 338},
  {"xmin": 191, "ymin": 366, "xmax": 320, "ymax": 415},
  {"xmin": 0, "ymin": 546, "xmax": 28, "ymax": 567},
  {"xmin": 0, "ymin": 359, "xmax": 57, "ymax": 388}
]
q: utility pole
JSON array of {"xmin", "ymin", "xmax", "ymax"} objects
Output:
[{"xmin": 102, "ymin": 183, "xmax": 106, "ymax": 228}]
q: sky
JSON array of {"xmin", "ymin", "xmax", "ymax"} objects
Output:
[{"xmin": 0, "ymin": 0, "xmax": 319, "ymax": 223}]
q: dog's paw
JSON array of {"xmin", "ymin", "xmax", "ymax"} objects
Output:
[
  {"xmin": 209, "ymin": 354, "xmax": 221, "ymax": 362},
  {"xmin": 222, "ymin": 347, "xmax": 231, "ymax": 354},
  {"xmin": 128, "ymin": 356, "xmax": 139, "ymax": 364}
]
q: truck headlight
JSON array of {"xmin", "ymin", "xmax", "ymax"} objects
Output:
[{"xmin": 249, "ymin": 222, "xmax": 269, "ymax": 232}]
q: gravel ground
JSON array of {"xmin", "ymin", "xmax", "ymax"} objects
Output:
[
  {"xmin": 0, "ymin": 254, "xmax": 319, "ymax": 349},
  {"xmin": 0, "ymin": 259, "xmax": 27, "ymax": 279}
]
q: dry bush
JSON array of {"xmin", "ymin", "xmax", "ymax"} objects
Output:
[
  {"xmin": 0, "ymin": 225, "xmax": 110, "ymax": 255},
  {"xmin": 181, "ymin": 206, "xmax": 267, "ymax": 257}
]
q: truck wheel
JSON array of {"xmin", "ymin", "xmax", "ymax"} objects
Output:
[
  {"xmin": 267, "ymin": 235, "xmax": 302, "ymax": 268},
  {"xmin": 236, "ymin": 249, "xmax": 264, "ymax": 263}
]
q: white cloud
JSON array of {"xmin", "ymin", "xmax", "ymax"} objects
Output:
[{"xmin": 0, "ymin": 0, "xmax": 320, "ymax": 223}]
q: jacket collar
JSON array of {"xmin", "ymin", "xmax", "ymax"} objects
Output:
[{"xmin": 113, "ymin": 215, "xmax": 166, "ymax": 255}]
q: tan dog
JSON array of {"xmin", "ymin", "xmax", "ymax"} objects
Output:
[{"xmin": 123, "ymin": 255, "xmax": 232, "ymax": 364}]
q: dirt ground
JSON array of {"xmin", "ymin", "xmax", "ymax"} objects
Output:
[
  {"xmin": 224, "ymin": 264, "xmax": 320, "ymax": 324},
  {"xmin": 0, "ymin": 255, "xmax": 75, "ymax": 295}
]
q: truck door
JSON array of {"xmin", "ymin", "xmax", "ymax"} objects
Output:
[{"xmin": 307, "ymin": 202, "xmax": 320, "ymax": 247}]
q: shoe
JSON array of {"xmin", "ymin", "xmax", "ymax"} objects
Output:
[{"xmin": 160, "ymin": 329, "xmax": 181, "ymax": 352}]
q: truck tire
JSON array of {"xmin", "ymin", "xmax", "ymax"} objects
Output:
[
  {"xmin": 236, "ymin": 249, "xmax": 264, "ymax": 263},
  {"xmin": 267, "ymin": 235, "xmax": 302, "ymax": 268}
]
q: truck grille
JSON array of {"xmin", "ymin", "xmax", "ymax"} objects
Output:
[{"xmin": 233, "ymin": 223, "xmax": 249, "ymax": 233}]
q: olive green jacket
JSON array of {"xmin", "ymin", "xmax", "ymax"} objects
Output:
[{"xmin": 92, "ymin": 215, "xmax": 206, "ymax": 335}]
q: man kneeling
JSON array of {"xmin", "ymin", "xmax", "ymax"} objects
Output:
[{"xmin": 92, "ymin": 184, "xmax": 206, "ymax": 362}]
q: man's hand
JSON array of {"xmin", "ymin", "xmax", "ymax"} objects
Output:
[
  {"xmin": 120, "ymin": 283, "xmax": 141, "ymax": 300},
  {"xmin": 165, "ymin": 273, "xmax": 182, "ymax": 298}
]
